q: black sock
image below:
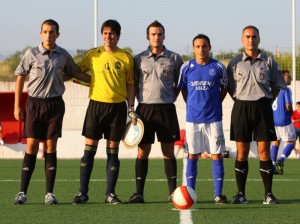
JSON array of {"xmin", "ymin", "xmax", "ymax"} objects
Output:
[
  {"xmin": 235, "ymin": 160, "xmax": 248, "ymax": 195},
  {"xmin": 106, "ymin": 149, "xmax": 120, "ymax": 195},
  {"xmin": 135, "ymin": 158, "xmax": 148, "ymax": 195},
  {"xmin": 164, "ymin": 157, "xmax": 177, "ymax": 195},
  {"xmin": 44, "ymin": 152, "xmax": 57, "ymax": 193},
  {"xmin": 79, "ymin": 145, "xmax": 97, "ymax": 194},
  {"xmin": 259, "ymin": 160, "xmax": 273, "ymax": 195},
  {"xmin": 20, "ymin": 153, "xmax": 37, "ymax": 194}
]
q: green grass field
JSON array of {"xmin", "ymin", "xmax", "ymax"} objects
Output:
[{"xmin": 0, "ymin": 158, "xmax": 299, "ymax": 224}]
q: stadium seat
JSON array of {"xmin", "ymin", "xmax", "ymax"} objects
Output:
[
  {"xmin": 174, "ymin": 129, "xmax": 186, "ymax": 147},
  {"xmin": 174, "ymin": 129, "xmax": 186, "ymax": 157}
]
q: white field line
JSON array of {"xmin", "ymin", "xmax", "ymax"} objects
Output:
[
  {"xmin": 180, "ymin": 158, "xmax": 193, "ymax": 224},
  {"xmin": 1, "ymin": 178, "xmax": 299, "ymax": 182}
]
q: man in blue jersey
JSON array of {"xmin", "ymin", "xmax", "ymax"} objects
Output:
[
  {"xmin": 177, "ymin": 34, "xmax": 228, "ymax": 204},
  {"xmin": 271, "ymin": 70, "xmax": 295, "ymax": 174}
]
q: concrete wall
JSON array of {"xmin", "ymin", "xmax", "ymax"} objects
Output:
[{"xmin": 1, "ymin": 81, "xmax": 300, "ymax": 159}]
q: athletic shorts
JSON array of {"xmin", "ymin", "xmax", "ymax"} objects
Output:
[
  {"xmin": 275, "ymin": 123, "xmax": 296, "ymax": 141},
  {"xmin": 23, "ymin": 96, "xmax": 65, "ymax": 140},
  {"xmin": 230, "ymin": 99, "xmax": 277, "ymax": 142},
  {"xmin": 82, "ymin": 100, "xmax": 127, "ymax": 141},
  {"xmin": 136, "ymin": 103, "xmax": 180, "ymax": 144},
  {"xmin": 185, "ymin": 121, "xmax": 225, "ymax": 155}
]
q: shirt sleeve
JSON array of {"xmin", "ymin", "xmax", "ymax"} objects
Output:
[
  {"xmin": 173, "ymin": 54, "xmax": 184, "ymax": 86},
  {"xmin": 226, "ymin": 60, "xmax": 235, "ymax": 93},
  {"xmin": 78, "ymin": 49, "xmax": 94, "ymax": 73},
  {"xmin": 63, "ymin": 51, "xmax": 80, "ymax": 76},
  {"xmin": 126, "ymin": 53, "xmax": 135, "ymax": 85},
  {"xmin": 284, "ymin": 88, "xmax": 293, "ymax": 105},
  {"xmin": 218, "ymin": 61, "xmax": 228, "ymax": 88},
  {"xmin": 177, "ymin": 62, "xmax": 188, "ymax": 89},
  {"xmin": 268, "ymin": 56, "xmax": 287, "ymax": 90},
  {"xmin": 15, "ymin": 48, "xmax": 32, "ymax": 76}
]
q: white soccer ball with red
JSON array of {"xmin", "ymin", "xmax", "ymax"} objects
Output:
[{"xmin": 172, "ymin": 186, "xmax": 197, "ymax": 210}]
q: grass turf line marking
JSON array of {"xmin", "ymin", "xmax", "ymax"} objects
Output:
[{"xmin": 1, "ymin": 178, "xmax": 299, "ymax": 182}]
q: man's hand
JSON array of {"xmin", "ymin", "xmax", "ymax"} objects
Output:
[
  {"xmin": 14, "ymin": 107, "xmax": 23, "ymax": 121},
  {"xmin": 128, "ymin": 111, "xmax": 138, "ymax": 125}
]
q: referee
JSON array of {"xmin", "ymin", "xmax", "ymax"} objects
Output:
[{"xmin": 227, "ymin": 25, "xmax": 286, "ymax": 205}]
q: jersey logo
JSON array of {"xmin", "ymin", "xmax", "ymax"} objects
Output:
[
  {"xmin": 163, "ymin": 70, "xmax": 169, "ymax": 77},
  {"xmin": 216, "ymin": 136, "xmax": 225, "ymax": 146},
  {"xmin": 115, "ymin": 61, "xmax": 122, "ymax": 69},
  {"xmin": 209, "ymin": 69, "xmax": 216, "ymax": 76},
  {"xmin": 190, "ymin": 63, "xmax": 195, "ymax": 68}
]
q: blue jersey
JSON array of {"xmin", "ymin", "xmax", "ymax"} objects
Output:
[
  {"xmin": 178, "ymin": 58, "xmax": 227, "ymax": 123},
  {"xmin": 272, "ymin": 87, "xmax": 293, "ymax": 126}
]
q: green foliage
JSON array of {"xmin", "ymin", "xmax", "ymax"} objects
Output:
[
  {"xmin": 1, "ymin": 45, "xmax": 300, "ymax": 81},
  {"xmin": 276, "ymin": 49, "xmax": 300, "ymax": 80},
  {"xmin": 213, "ymin": 47, "xmax": 300, "ymax": 79},
  {"xmin": 214, "ymin": 51, "xmax": 238, "ymax": 61},
  {"xmin": 0, "ymin": 46, "xmax": 31, "ymax": 81},
  {"xmin": 122, "ymin": 46, "xmax": 133, "ymax": 56},
  {"xmin": 181, "ymin": 53, "xmax": 194, "ymax": 62}
]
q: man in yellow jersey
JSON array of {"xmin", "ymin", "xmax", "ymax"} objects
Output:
[{"xmin": 72, "ymin": 20, "xmax": 135, "ymax": 204}]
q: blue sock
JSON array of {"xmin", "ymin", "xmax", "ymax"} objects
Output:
[
  {"xmin": 212, "ymin": 159, "xmax": 224, "ymax": 196},
  {"xmin": 279, "ymin": 144, "xmax": 295, "ymax": 163},
  {"xmin": 186, "ymin": 158, "xmax": 198, "ymax": 190},
  {"xmin": 270, "ymin": 145, "xmax": 279, "ymax": 170}
]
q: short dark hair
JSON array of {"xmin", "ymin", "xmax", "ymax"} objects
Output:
[
  {"xmin": 297, "ymin": 101, "xmax": 300, "ymax": 105},
  {"xmin": 282, "ymin": 70, "xmax": 290, "ymax": 74},
  {"xmin": 146, "ymin": 20, "xmax": 165, "ymax": 36},
  {"xmin": 242, "ymin": 25, "xmax": 260, "ymax": 37},
  {"xmin": 192, "ymin": 34, "xmax": 211, "ymax": 46},
  {"xmin": 41, "ymin": 19, "xmax": 59, "ymax": 33},
  {"xmin": 101, "ymin": 19, "xmax": 121, "ymax": 36}
]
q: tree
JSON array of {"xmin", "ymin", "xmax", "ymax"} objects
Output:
[
  {"xmin": 0, "ymin": 46, "xmax": 31, "ymax": 81},
  {"xmin": 181, "ymin": 53, "xmax": 194, "ymax": 62},
  {"xmin": 122, "ymin": 46, "xmax": 133, "ymax": 56}
]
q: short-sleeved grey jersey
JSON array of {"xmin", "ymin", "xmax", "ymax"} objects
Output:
[
  {"xmin": 15, "ymin": 44, "xmax": 80, "ymax": 98},
  {"xmin": 227, "ymin": 51, "xmax": 286, "ymax": 101},
  {"xmin": 134, "ymin": 46, "xmax": 183, "ymax": 104}
]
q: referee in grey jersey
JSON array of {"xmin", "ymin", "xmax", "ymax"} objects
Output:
[{"xmin": 227, "ymin": 25, "xmax": 286, "ymax": 205}]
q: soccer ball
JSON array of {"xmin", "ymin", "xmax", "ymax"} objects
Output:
[{"xmin": 172, "ymin": 186, "xmax": 197, "ymax": 210}]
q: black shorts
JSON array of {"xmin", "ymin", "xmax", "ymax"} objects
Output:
[
  {"xmin": 230, "ymin": 99, "xmax": 277, "ymax": 142},
  {"xmin": 23, "ymin": 96, "xmax": 65, "ymax": 140},
  {"xmin": 136, "ymin": 103, "xmax": 180, "ymax": 144},
  {"xmin": 295, "ymin": 128, "xmax": 300, "ymax": 141},
  {"xmin": 82, "ymin": 100, "xmax": 127, "ymax": 141}
]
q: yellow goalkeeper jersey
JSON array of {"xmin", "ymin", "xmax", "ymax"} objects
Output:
[{"xmin": 78, "ymin": 46, "xmax": 134, "ymax": 103}]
